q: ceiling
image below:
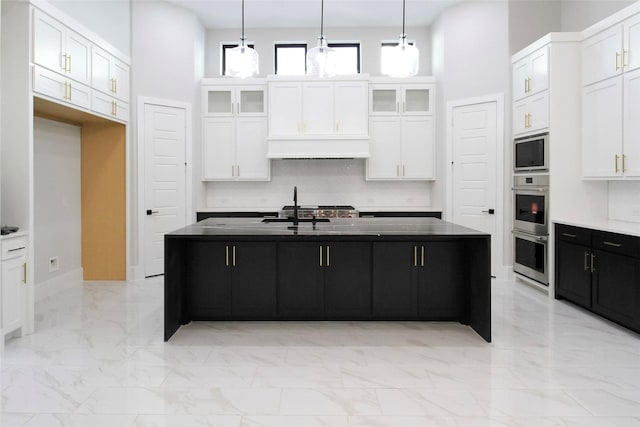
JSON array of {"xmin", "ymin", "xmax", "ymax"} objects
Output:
[{"xmin": 164, "ymin": 0, "xmax": 465, "ymax": 29}]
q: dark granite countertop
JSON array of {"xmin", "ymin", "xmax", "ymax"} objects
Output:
[{"xmin": 167, "ymin": 217, "xmax": 488, "ymax": 239}]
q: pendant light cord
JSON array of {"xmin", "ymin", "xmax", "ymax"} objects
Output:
[
  {"xmin": 241, "ymin": 0, "xmax": 245, "ymax": 42},
  {"xmin": 320, "ymin": 0, "xmax": 324, "ymax": 38},
  {"xmin": 402, "ymin": 0, "xmax": 406, "ymax": 36}
]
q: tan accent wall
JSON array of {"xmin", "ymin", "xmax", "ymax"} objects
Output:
[
  {"xmin": 81, "ymin": 122, "xmax": 126, "ymax": 280},
  {"xmin": 34, "ymin": 98, "xmax": 126, "ymax": 280}
]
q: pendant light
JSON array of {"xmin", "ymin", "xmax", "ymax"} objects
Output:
[
  {"xmin": 383, "ymin": 0, "xmax": 419, "ymax": 77},
  {"xmin": 306, "ymin": 0, "xmax": 337, "ymax": 78},
  {"xmin": 227, "ymin": 0, "xmax": 259, "ymax": 78}
]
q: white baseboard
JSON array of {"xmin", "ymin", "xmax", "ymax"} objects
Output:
[
  {"xmin": 128, "ymin": 265, "xmax": 144, "ymax": 281},
  {"xmin": 35, "ymin": 268, "xmax": 83, "ymax": 302}
]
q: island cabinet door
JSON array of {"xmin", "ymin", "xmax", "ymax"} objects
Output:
[
  {"xmin": 372, "ymin": 242, "xmax": 418, "ymax": 318},
  {"xmin": 417, "ymin": 241, "xmax": 465, "ymax": 319},
  {"xmin": 278, "ymin": 242, "xmax": 325, "ymax": 318},
  {"xmin": 324, "ymin": 242, "xmax": 372, "ymax": 318},
  {"xmin": 230, "ymin": 242, "xmax": 277, "ymax": 318},
  {"xmin": 186, "ymin": 241, "xmax": 232, "ymax": 318}
]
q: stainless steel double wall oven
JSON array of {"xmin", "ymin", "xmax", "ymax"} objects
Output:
[{"xmin": 513, "ymin": 132, "xmax": 550, "ymax": 285}]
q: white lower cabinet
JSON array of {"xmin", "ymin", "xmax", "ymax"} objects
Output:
[
  {"xmin": 367, "ymin": 116, "xmax": 434, "ymax": 180},
  {"xmin": 203, "ymin": 117, "xmax": 269, "ymax": 181},
  {"xmin": 2, "ymin": 235, "xmax": 27, "ymax": 339}
]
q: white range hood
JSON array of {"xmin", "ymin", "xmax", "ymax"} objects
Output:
[{"xmin": 266, "ymin": 136, "xmax": 370, "ymax": 159}]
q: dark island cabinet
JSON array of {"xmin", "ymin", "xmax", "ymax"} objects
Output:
[
  {"xmin": 186, "ymin": 241, "xmax": 276, "ymax": 319},
  {"xmin": 278, "ymin": 242, "xmax": 371, "ymax": 318},
  {"xmin": 373, "ymin": 241, "xmax": 464, "ymax": 319},
  {"xmin": 555, "ymin": 223, "xmax": 640, "ymax": 333}
]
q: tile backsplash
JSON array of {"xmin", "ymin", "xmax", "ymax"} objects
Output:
[{"xmin": 609, "ymin": 181, "xmax": 640, "ymax": 223}]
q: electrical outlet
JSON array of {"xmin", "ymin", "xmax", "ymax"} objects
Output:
[{"xmin": 49, "ymin": 256, "xmax": 59, "ymax": 272}]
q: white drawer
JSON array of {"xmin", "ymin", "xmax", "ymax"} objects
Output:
[{"xmin": 2, "ymin": 236, "xmax": 27, "ymax": 260}]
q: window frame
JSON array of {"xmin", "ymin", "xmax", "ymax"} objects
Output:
[
  {"xmin": 274, "ymin": 43, "xmax": 308, "ymax": 75},
  {"xmin": 328, "ymin": 42, "xmax": 361, "ymax": 74},
  {"xmin": 221, "ymin": 42, "xmax": 256, "ymax": 76}
]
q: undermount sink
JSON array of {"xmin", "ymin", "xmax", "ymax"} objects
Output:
[{"xmin": 261, "ymin": 218, "xmax": 331, "ymax": 223}]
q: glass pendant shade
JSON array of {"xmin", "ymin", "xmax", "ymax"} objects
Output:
[
  {"xmin": 385, "ymin": 35, "xmax": 419, "ymax": 78},
  {"xmin": 227, "ymin": 38, "xmax": 259, "ymax": 78},
  {"xmin": 227, "ymin": 0, "xmax": 259, "ymax": 79},
  {"xmin": 307, "ymin": 36, "xmax": 337, "ymax": 78}
]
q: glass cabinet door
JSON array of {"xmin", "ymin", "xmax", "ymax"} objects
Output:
[
  {"xmin": 404, "ymin": 88, "xmax": 431, "ymax": 114},
  {"xmin": 371, "ymin": 88, "xmax": 399, "ymax": 114},
  {"xmin": 238, "ymin": 89, "xmax": 265, "ymax": 115},
  {"xmin": 206, "ymin": 89, "xmax": 233, "ymax": 115}
]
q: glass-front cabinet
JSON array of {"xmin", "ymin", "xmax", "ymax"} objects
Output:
[
  {"xmin": 203, "ymin": 84, "xmax": 266, "ymax": 117},
  {"xmin": 370, "ymin": 83, "xmax": 433, "ymax": 116}
]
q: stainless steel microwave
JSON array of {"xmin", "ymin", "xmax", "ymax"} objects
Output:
[{"xmin": 514, "ymin": 132, "xmax": 549, "ymax": 172}]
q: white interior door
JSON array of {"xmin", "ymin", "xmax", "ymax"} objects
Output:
[
  {"xmin": 144, "ymin": 103, "xmax": 187, "ymax": 277},
  {"xmin": 452, "ymin": 101, "xmax": 499, "ymax": 275}
]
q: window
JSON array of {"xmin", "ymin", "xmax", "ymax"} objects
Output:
[
  {"xmin": 328, "ymin": 43, "xmax": 360, "ymax": 75},
  {"xmin": 275, "ymin": 43, "xmax": 307, "ymax": 75},
  {"xmin": 221, "ymin": 43, "xmax": 255, "ymax": 76},
  {"xmin": 380, "ymin": 40, "xmax": 415, "ymax": 76}
]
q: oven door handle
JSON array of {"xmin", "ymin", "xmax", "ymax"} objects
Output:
[
  {"xmin": 512, "ymin": 187, "xmax": 548, "ymax": 192},
  {"xmin": 512, "ymin": 230, "xmax": 548, "ymax": 242}
]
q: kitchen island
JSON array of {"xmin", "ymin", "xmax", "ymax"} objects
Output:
[{"xmin": 164, "ymin": 217, "xmax": 491, "ymax": 342}]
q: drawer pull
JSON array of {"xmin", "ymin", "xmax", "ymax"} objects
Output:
[
  {"xmin": 584, "ymin": 252, "xmax": 590, "ymax": 272},
  {"xmin": 591, "ymin": 253, "xmax": 596, "ymax": 273},
  {"xmin": 562, "ymin": 233, "xmax": 577, "ymax": 238},
  {"xmin": 603, "ymin": 241, "xmax": 622, "ymax": 248},
  {"xmin": 8, "ymin": 247, "xmax": 26, "ymax": 252}
]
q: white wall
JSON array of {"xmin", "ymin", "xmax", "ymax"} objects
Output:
[
  {"xmin": 206, "ymin": 160, "xmax": 434, "ymax": 209},
  {"xmin": 33, "ymin": 118, "xmax": 82, "ymax": 285},
  {"xmin": 131, "ymin": 0, "xmax": 205, "ymax": 272},
  {"xmin": 40, "ymin": 0, "xmax": 131, "ymax": 56},
  {"xmin": 509, "ymin": 0, "xmax": 561, "ymax": 54},
  {"xmin": 561, "ymin": 0, "xmax": 636, "ymax": 31},
  {"xmin": 205, "ymin": 26, "xmax": 432, "ymax": 77},
  {"xmin": 432, "ymin": 0, "xmax": 510, "ymax": 266},
  {"xmin": 609, "ymin": 181, "xmax": 640, "ymax": 223}
]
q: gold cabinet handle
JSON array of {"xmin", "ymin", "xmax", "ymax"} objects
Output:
[
  {"xmin": 413, "ymin": 246, "xmax": 417, "ymax": 267},
  {"xmin": 319, "ymin": 246, "xmax": 323, "ymax": 267},
  {"xmin": 615, "ymin": 154, "xmax": 620, "ymax": 173},
  {"xmin": 237, "ymin": 165, "xmax": 240, "ymax": 177},
  {"xmin": 336, "ymin": 121, "xmax": 339, "ymax": 132},
  {"xmin": 524, "ymin": 113, "xmax": 528, "ymax": 129},
  {"xmin": 68, "ymin": 54, "xmax": 71, "ymax": 73},
  {"xmin": 421, "ymin": 246, "xmax": 425, "ymax": 267},
  {"xmin": 622, "ymin": 154, "xmax": 626, "ymax": 172},
  {"xmin": 231, "ymin": 165, "xmax": 235, "ymax": 177},
  {"xmin": 22, "ymin": 263, "xmax": 27, "ymax": 284},
  {"xmin": 616, "ymin": 52, "xmax": 621, "ymax": 70},
  {"xmin": 232, "ymin": 246, "xmax": 236, "ymax": 267},
  {"xmin": 68, "ymin": 82, "xmax": 72, "ymax": 100},
  {"xmin": 403, "ymin": 165, "xmax": 406, "ymax": 176},
  {"xmin": 326, "ymin": 245, "xmax": 330, "ymax": 267},
  {"xmin": 524, "ymin": 78, "xmax": 528, "ymax": 94},
  {"xmin": 226, "ymin": 245, "xmax": 229, "ymax": 266},
  {"xmin": 623, "ymin": 49, "xmax": 629, "ymax": 67}
]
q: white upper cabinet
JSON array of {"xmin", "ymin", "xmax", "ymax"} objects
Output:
[
  {"xmin": 92, "ymin": 45, "xmax": 130, "ymax": 102},
  {"xmin": 268, "ymin": 78, "xmax": 368, "ymax": 138},
  {"xmin": 367, "ymin": 78, "xmax": 436, "ymax": 180},
  {"xmin": 33, "ymin": 65, "xmax": 91, "ymax": 110},
  {"xmin": 201, "ymin": 80, "xmax": 270, "ymax": 181},
  {"xmin": 370, "ymin": 84, "xmax": 433, "ymax": 116},
  {"xmin": 204, "ymin": 85, "xmax": 267, "ymax": 117},
  {"xmin": 512, "ymin": 46, "xmax": 549, "ymax": 101},
  {"xmin": 582, "ymin": 14, "xmax": 640, "ymax": 86},
  {"xmin": 513, "ymin": 91, "xmax": 549, "ymax": 135},
  {"xmin": 582, "ymin": 77, "xmax": 623, "ymax": 178},
  {"xmin": 33, "ymin": 9, "xmax": 91, "ymax": 85}
]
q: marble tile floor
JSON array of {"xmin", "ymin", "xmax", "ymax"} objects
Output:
[{"xmin": 2, "ymin": 276, "xmax": 640, "ymax": 426}]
